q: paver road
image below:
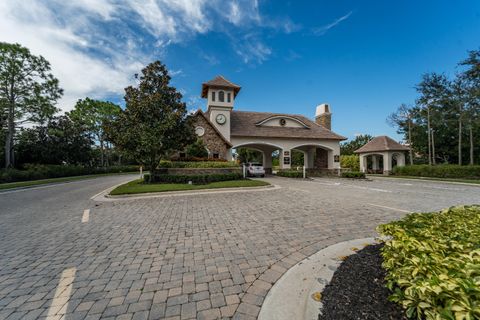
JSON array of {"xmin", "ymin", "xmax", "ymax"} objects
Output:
[{"xmin": 1, "ymin": 175, "xmax": 479, "ymax": 319}]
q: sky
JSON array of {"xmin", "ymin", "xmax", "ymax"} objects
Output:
[{"xmin": 1, "ymin": 0, "xmax": 480, "ymax": 141}]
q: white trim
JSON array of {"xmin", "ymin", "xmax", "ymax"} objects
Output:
[
  {"xmin": 232, "ymin": 141, "xmax": 283, "ymax": 150},
  {"xmin": 291, "ymin": 143, "xmax": 334, "ymax": 151},
  {"xmin": 255, "ymin": 115, "xmax": 310, "ymax": 128}
]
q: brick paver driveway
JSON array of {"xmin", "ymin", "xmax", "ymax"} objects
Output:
[{"xmin": 1, "ymin": 175, "xmax": 479, "ymax": 319}]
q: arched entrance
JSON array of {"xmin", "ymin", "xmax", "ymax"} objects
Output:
[{"xmin": 232, "ymin": 142, "xmax": 283, "ymax": 174}]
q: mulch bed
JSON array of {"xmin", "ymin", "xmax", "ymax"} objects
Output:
[{"xmin": 318, "ymin": 243, "xmax": 408, "ymax": 320}]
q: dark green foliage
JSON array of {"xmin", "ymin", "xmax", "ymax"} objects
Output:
[
  {"xmin": 236, "ymin": 148, "xmax": 262, "ymax": 163},
  {"xmin": 0, "ymin": 165, "xmax": 138, "ymax": 183},
  {"xmin": 158, "ymin": 160, "xmax": 239, "ymax": 168},
  {"xmin": 148, "ymin": 172, "xmax": 243, "ymax": 184},
  {"xmin": 277, "ymin": 170, "xmax": 303, "ymax": 178},
  {"xmin": 0, "ymin": 42, "xmax": 63, "ymax": 168},
  {"xmin": 185, "ymin": 139, "xmax": 209, "ymax": 158},
  {"xmin": 341, "ymin": 135, "xmax": 373, "ymax": 155},
  {"xmin": 104, "ymin": 61, "xmax": 195, "ymax": 173},
  {"xmin": 341, "ymin": 171, "xmax": 366, "ymax": 179},
  {"xmin": 291, "ymin": 149, "xmax": 304, "ymax": 166},
  {"xmin": 392, "ymin": 164, "xmax": 480, "ymax": 179}
]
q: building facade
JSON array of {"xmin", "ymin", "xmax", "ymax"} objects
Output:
[{"xmin": 191, "ymin": 76, "xmax": 346, "ymax": 172}]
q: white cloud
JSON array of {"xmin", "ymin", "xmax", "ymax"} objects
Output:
[
  {"xmin": 0, "ymin": 0, "xmax": 299, "ymax": 112},
  {"xmin": 313, "ymin": 11, "xmax": 353, "ymax": 36}
]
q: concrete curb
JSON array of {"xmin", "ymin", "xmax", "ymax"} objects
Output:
[
  {"xmin": 258, "ymin": 237, "xmax": 376, "ymax": 320},
  {"xmin": 92, "ymin": 183, "xmax": 281, "ymax": 202}
]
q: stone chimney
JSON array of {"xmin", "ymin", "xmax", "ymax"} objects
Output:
[{"xmin": 315, "ymin": 103, "xmax": 332, "ymax": 130}]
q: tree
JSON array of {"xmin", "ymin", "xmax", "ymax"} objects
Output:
[
  {"xmin": 185, "ymin": 138, "xmax": 208, "ymax": 158},
  {"xmin": 16, "ymin": 115, "xmax": 93, "ymax": 165},
  {"xmin": 69, "ymin": 98, "xmax": 121, "ymax": 167},
  {"xmin": 104, "ymin": 61, "xmax": 195, "ymax": 174},
  {"xmin": 388, "ymin": 104, "xmax": 416, "ymax": 165},
  {"xmin": 0, "ymin": 42, "xmax": 62, "ymax": 168},
  {"xmin": 235, "ymin": 148, "xmax": 262, "ymax": 163},
  {"xmin": 340, "ymin": 134, "xmax": 373, "ymax": 155}
]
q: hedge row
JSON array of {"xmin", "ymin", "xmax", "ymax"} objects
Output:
[
  {"xmin": 341, "ymin": 171, "xmax": 365, "ymax": 179},
  {"xmin": 277, "ymin": 170, "xmax": 303, "ymax": 178},
  {"xmin": 147, "ymin": 172, "xmax": 243, "ymax": 184},
  {"xmin": 392, "ymin": 164, "xmax": 480, "ymax": 179},
  {"xmin": 378, "ymin": 205, "xmax": 480, "ymax": 319},
  {"xmin": 0, "ymin": 164, "xmax": 139, "ymax": 183},
  {"xmin": 340, "ymin": 155, "xmax": 360, "ymax": 172},
  {"xmin": 158, "ymin": 160, "xmax": 240, "ymax": 168}
]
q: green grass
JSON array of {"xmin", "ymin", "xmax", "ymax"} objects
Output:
[
  {"xmin": 370, "ymin": 174, "xmax": 480, "ymax": 185},
  {"xmin": 0, "ymin": 172, "xmax": 139, "ymax": 191},
  {"xmin": 110, "ymin": 179, "xmax": 270, "ymax": 195}
]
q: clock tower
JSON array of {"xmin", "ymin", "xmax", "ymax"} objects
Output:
[{"xmin": 201, "ymin": 75, "xmax": 241, "ymax": 142}]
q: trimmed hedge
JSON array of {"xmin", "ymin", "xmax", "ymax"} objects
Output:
[
  {"xmin": 341, "ymin": 171, "xmax": 365, "ymax": 179},
  {"xmin": 0, "ymin": 164, "xmax": 139, "ymax": 183},
  {"xmin": 158, "ymin": 160, "xmax": 239, "ymax": 168},
  {"xmin": 277, "ymin": 170, "xmax": 303, "ymax": 178},
  {"xmin": 377, "ymin": 205, "xmax": 480, "ymax": 320},
  {"xmin": 147, "ymin": 172, "xmax": 243, "ymax": 184},
  {"xmin": 393, "ymin": 164, "xmax": 480, "ymax": 179}
]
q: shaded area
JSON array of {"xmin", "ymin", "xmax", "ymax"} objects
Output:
[{"xmin": 318, "ymin": 244, "xmax": 407, "ymax": 320}]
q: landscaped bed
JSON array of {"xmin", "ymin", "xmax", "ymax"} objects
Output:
[
  {"xmin": 319, "ymin": 205, "xmax": 480, "ymax": 320},
  {"xmin": 110, "ymin": 178, "xmax": 270, "ymax": 195}
]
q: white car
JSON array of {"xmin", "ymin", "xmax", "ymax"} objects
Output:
[{"xmin": 246, "ymin": 162, "xmax": 265, "ymax": 177}]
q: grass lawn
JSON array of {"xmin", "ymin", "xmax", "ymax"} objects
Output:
[
  {"xmin": 370, "ymin": 174, "xmax": 480, "ymax": 185},
  {"xmin": 110, "ymin": 179, "xmax": 270, "ymax": 195},
  {"xmin": 0, "ymin": 172, "xmax": 139, "ymax": 191}
]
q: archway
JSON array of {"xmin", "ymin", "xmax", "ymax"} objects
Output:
[{"xmin": 232, "ymin": 142, "xmax": 283, "ymax": 174}]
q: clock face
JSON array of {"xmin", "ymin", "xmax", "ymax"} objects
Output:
[
  {"xmin": 216, "ymin": 114, "xmax": 227, "ymax": 125},
  {"xmin": 194, "ymin": 126, "xmax": 205, "ymax": 137}
]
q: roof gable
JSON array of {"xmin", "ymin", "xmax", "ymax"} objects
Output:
[
  {"xmin": 191, "ymin": 109, "xmax": 232, "ymax": 147},
  {"xmin": 354, "ymin": 136, "xmax": 409, "ymax": 153}
]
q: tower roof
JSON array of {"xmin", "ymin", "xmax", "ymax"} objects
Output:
[
  {"xmin": 201, "ymin": 76, "xmax": 241, "ymax": 98},
  {"xmin": 354, "ymin": 136, "xmax": 409, "ymax": 154}
]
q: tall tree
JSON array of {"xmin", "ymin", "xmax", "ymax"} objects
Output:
[
  {"xmin": 387, "ymin": 104, "xmax": 415, "ymax": 165},
  {"xmin": 69, "ymin": 98, "xmax": 121, "ymax": 167},
  {"xmin": 459, "ymin": 49, "xmax": 480, "ymax": 165},
  {"xmin": 104, "ymin": 61, "xmax": 195, "ymax": 174},
  {"xmin": 0, "ymin": 43, "xmax": 62, "ymax": 168},
  {"xmin": 415, "ymin": 73, "xmax": 449, "ymax": 165}
]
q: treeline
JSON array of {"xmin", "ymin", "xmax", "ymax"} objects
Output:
[
  {"xmin": 388, "ymin": 49, "xmax": 480, "ymax": 165},
  {"xmin": 0, "ymin": 42, "xmax": 135, "ymax": 170}
]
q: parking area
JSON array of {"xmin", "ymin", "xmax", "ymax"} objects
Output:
[{"xmin": 1, "ymin": 175, "xmax": 479, "ymax": 320}]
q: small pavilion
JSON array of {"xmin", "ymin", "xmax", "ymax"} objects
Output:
[{"xmin": 354, "ymin": 136, "xmax": 409, "ymax": 174}]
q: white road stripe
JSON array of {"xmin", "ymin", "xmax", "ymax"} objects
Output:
[
  {"xmin": 367, "ymin": 203, "xmax": 411, "ymax": 213},
  {"xmin": 81, "ymin": 209, "xmax": 90, "ymax": 223},
  {"xmin": 46, "ymin": 267, "xmax": 76, "ymax": 320}
]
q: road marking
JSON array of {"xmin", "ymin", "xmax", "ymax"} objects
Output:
[
  {"xmin": 346, "ymin": 185, "xmax": 391, "ymax": 193},
  {"xmin": 46, "ymin": 267, "xmax": 76, "ymax": 320},
  {"xmin": 289, "ymin": 187, "xmax": 311, "ymax": 193},
  {"xmin": 81, "ymin": 209, "xmax": 90, "ymax": 223},
  {"xmin": 367, "ymin": 203, "xmax": 410, "ymax": 213}
]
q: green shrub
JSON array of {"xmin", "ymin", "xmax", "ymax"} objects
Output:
[
  {"xmin": 277, "ymin": 170, "xmax": 303, "ymax": 178},
  {"xmin": 393, "ymin": 164, "xmax": 480, "ymax": 179},
  {"xmin": 340, "ymin": 154, "xmax": 360, "ymax": 172},
  {"xmin": 158, "ymin": 160, "xmax": 239, "ymax": 169},
  {"xmin": 341, "ymin": 171, "xmax": 365, "ymax": 179},
  {"xmin": 377, "ymin": 205, "xmax": 480, "ymax": 320},
  {"xmin": 148, "ymin": 172, "xmax": 243, "ymax": 184},
  {"xmin": 0, "ymin": 164, "xmax": 139, "ymax": 183}
]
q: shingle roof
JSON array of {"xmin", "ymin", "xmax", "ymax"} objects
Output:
[
  {"xmin": 230, "ymin": 111, "xmax": 346, "ymax": 140},
  {"xmin": 201, "ymin": 76, "xmax": 241, "ymax": 98},
  {"xmin": 354, "ymin": 136, "xmax": 409, "ymax": 153}
]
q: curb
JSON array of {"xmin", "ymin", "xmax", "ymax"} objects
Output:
[
  {"xmin": 92, "ymin": 184, "xmax": 281, "ymax": 202},
  {"xmin": 258, "ymin": 237, "xmax": 376, "ymax": 320},
  {"xmin": 368, "ymin": 175, "xmax": 480, "ymax": 187}
]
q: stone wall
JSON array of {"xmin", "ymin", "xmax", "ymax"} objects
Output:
[
  {"xmin": 314, "ymin": 148, "xmax": 328, "ymax": 169},
  {"xmin": 193, "ymin": 114, "xmax": 230, "ymax": 159},
  {"xmin": 315, "ymin": 113, "xmax": 331, "ymax": 130}
]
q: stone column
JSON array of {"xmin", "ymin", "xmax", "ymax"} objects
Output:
[
  {"xmin": 372, "ymin": 155, "xmax": 378, "ymax": 171},
  {"xmin": 280, "ymin": 149, "xmax": 291, "ymax": 170},
  {"xmin": 263, "ymin": 151, "xmax": 273, "ymax": 174},
  {"xmin": 383, "ymin": 152, "xmax": 392, "ymax": 175}
]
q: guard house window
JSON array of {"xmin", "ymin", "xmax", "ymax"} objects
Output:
[
  {"xmin": 219, "ymin": 91, "xmax": 225, "ymax": 102},
  {"xmin": 211, "ymin": 91, "xmax": 216, "ymax": 101},
  {"xmin": 213, "ymin": 152, "xmax": 219, "ymax": 159},
  {"xmin": 227, "ymin": 92, "xmax": 231, "ymax": 103}
]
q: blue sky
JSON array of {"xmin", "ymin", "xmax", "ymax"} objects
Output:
[{"xmin": 1, "ymin": 1, "xmax": 480, "ymax": 141}]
